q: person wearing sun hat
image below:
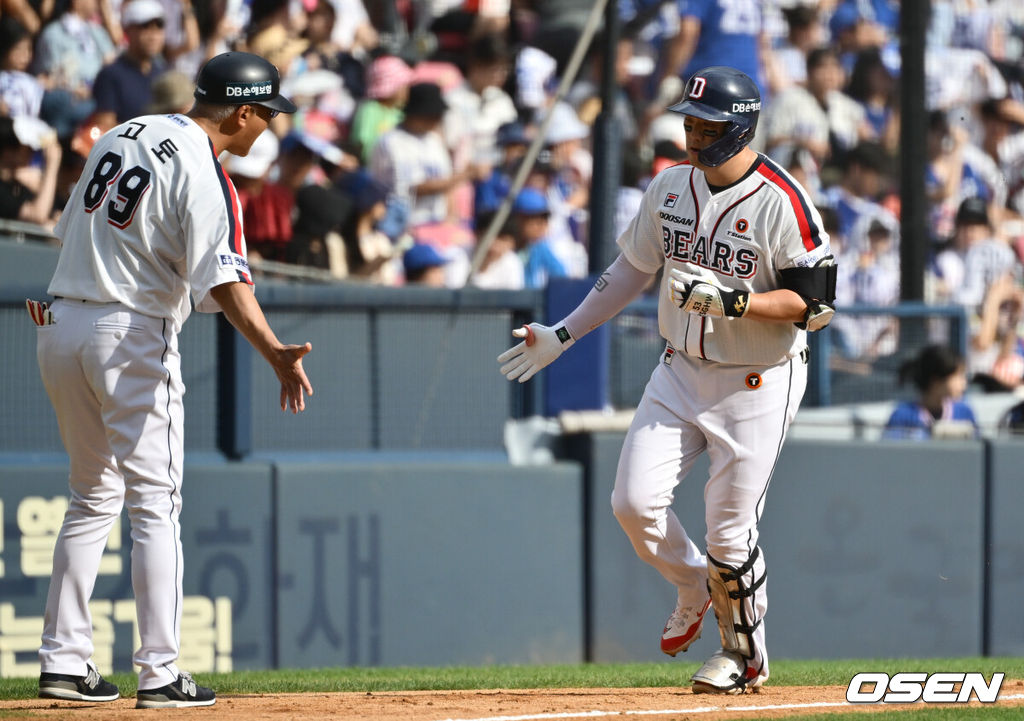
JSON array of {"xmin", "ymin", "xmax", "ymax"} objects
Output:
[{"xmin": 350, "ymin": 55, "xmax": 414, "ymax": 162}]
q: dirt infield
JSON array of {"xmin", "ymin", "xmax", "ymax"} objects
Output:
[{"xmin": 3, "ymin": 683, "xmax": 1024, "ymax": 721}]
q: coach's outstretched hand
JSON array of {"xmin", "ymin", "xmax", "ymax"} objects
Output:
[
  {"xmin": 210, "ymin": 281, "xmax": 315, "ymax": 414},
  {"xmin": 497, "ymin": 323, "xmax": 575, "ymax": 383},
  {"xmin": 271, "ymin": 342, "xmax": 314, "ymax": 413}
]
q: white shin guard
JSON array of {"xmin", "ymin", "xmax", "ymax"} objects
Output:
[{"xmin": 706, "ymin": 548, "xmax": 766, "ymax": 662}]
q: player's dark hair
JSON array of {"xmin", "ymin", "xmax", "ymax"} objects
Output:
[{"xmin": 899, "ymin": 344, "xmax": 965, "ymax": 392}]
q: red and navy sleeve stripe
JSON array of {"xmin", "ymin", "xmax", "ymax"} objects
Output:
[
  {"xmin": 756, "ymin": 156, "xmax": 823, "ymax": 252},
  {"xmin": 207, "ymin": 139, "xmax": 251, "ymax": 284}
]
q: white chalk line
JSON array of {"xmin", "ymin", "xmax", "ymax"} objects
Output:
[{"xmin": 433, "ymin": 692, "xmax": 1024, "ymax": 721}]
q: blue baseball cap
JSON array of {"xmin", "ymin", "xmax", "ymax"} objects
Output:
[
  {"xmin": 513, "ymin": 187, "xmax": 550, "ymax": 216},
  {"xmin": 403, "ymin": 243, "xmax": 449, "ymax": 273},
  {"xmin": 496, "ymin": 121, "xmax": 530, "ymax": 146},
  {"xmin": 338, "ymin": 169, "xmax": 390, "ymax": 212},
  {"xmin": 829, "ymin": 3, "xmax": 862, "ymax": 37}
]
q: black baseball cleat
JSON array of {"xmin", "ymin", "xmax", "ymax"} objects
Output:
[
  {"xmin": 38, "ymin": 660, "xmax": 120, "ymax": 702},
  {"xmin": 136, "ymin": 671, "xmax": 216, "ymax": 709}
]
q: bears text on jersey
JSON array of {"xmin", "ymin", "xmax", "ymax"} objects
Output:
[{"xmin": 661, "ymin": 224, "xmax": 758, "ymax": 278}]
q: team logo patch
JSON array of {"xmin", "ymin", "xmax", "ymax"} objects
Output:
[
  {"xmin": 218, "ymin": 253, "xmax": 249, "ymax": 271},
  {"xmin": 735, "ymin": 218, "xmax": 749, "ymax": 234},
  {"xmin": 664, "ymin": 193, "xmax": 679, "ymax": 208},
  {"xmin": 745, "ymin": 373, "xmax": 762, "ymax": 390},
  {"xmin": 688, "ymin": 76, "xmax": 707, "ymax": 99}
]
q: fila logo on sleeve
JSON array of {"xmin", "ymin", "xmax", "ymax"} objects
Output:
[{"xmin": 665, "ymin": 193, "xmax": 679, "ymax": 208}]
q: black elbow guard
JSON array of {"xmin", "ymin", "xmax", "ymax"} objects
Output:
[{"xmin": 780, "ymin": 255, "xmax": 837, "ymax": 331}]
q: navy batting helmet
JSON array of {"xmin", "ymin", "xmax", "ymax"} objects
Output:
[
  {"xmin": 194, "ymin": 52, "xmax": 297, "ymax": 114},
  {"xmin": 668, "ymin": 66, "xmax": 760, "ymax": 167}
]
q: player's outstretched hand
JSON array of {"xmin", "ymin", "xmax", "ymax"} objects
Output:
[
  {"xmin": 497, "ymin": 323, "xmax": 575, "ymax": 383},
  {"xmin": 669, "ymin": 268, "xmax": 749, "ymax": 318},
  {"xmin": 272, "ymin": 342, "xmax": 314, "ymax": 413}
]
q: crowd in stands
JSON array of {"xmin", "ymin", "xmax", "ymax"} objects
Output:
[{"xmin": 3, "ymin": 0, "xmax": 1024, "ymax": 397}]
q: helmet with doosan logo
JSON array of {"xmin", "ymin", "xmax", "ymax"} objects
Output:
[
  {"xmin": 668, "ymin": 66, "xmax": 760, "ymax": 167},
  {"xmin": 194, "ymin": 51, "xmax": 297, "ymax": 114}
]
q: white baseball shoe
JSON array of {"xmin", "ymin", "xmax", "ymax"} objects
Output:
[
  {"xmin": 690, "ymin": 649, "xmax": 765, "ymax": 694},
  {"xmin": 660, "ymin": 597, "xmax": 712, "ymax": 656}
]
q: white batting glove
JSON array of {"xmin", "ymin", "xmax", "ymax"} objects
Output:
[
  {"xmin": 497, "ymin": 322, "xmax": 575, "ymax": 383},
  {"xmin": 669, "ymin": 268, "xmax": 750, "ymax": 318}
]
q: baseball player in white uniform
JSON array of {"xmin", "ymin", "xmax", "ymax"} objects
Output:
[
  {"xmin": 498, "ymin": 66, "xmax": 836, "ymax": 694},
  {"xmin": 32, "ymin": 52, "xmax": 313, "ymax": 708}
]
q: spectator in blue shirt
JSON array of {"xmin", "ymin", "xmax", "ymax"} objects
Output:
[
  {"xmin": 658, "ymin": 0, "xmax": 765, "ymax": 101},
  {"xmin": 91, "ymin": 0, "xmax": 167, "ymax": 130},
  {"xmin": 474, "ymin": 121, "xmax": 530, "ymax": 218},
  {"xmin": 513, "ymin": 187, "xmax": 567, "ymax": 289},
  {"xmin": 884, "ymin": 344, "xmax": 979, "ymax": 440}
]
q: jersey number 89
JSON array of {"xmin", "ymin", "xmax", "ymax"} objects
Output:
[{"xmin": 83, "ymin": 151, "xmax": 153, "ymax": 229}]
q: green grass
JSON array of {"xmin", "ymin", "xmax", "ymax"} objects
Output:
[
  {"xmin": 2, "ymin": 657, "xmax": 1021, "ymax": 698},
  {"xmin": 2, "ymin": 658, "xmax": 1021, "ymax": 719}
]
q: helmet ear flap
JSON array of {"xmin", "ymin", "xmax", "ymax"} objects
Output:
[{"xmin": 697, "ymin": 122, "xmax": 755, "ymax": 167}]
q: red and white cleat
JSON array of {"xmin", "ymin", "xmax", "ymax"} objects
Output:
[{"xmin": 660, "ymin": 597, "xmax": 712, "ymax": 656}]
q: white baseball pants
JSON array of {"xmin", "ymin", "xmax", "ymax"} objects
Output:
[
  {"xmin": 611, "ymin": 348, "xmax": 806, "ymax": 676},
  {"xmin": 37, "ymin": 299, "xmax": 185, "ymax": 689}
]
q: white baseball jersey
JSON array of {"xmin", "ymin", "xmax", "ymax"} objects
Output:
[
  {"xmin": 617, "ymin": 155, "xmax": 831, "ymax": 365},
  {"xmin": 38, "ymin": 111, "xmax": 254, "ymax": 690},
  {"xmin": 369, "ymin": 124, "xmax": 452, "ymax": 227},
  {"xmin": 49, "ymin": 113, "xmax": 252, "ymax": 330}
]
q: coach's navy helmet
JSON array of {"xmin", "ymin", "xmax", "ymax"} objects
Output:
[
  {"xmin": 194, "ymin": 51, "xmax": 297, "ymax": 114},
  {"xmin": 668, "ymin": 66, "xmax": 760, "ymax": 167}
]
